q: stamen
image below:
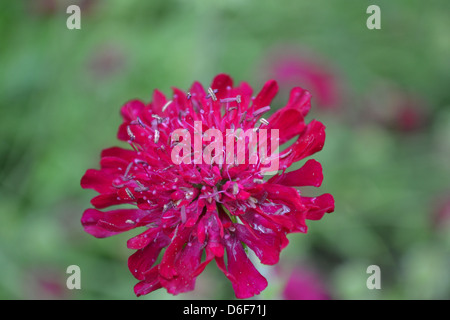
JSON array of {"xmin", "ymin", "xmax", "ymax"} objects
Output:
[
  {"xmin": 220, "ymin": 97, "xmax": 237, "ymax": 103},
  {"xmin": 134, "ymin": 180, "xmax": 149, "ymax": 192},
  {"xmin": 186, "ymin": 92, "xmax": 192, "ymax": 100},
  {"xmin": 274, "ymin": 204, "xmax": 291, "ymax": 215},
  {"xmin": 232, "ymin": 182, "xmax": 239, "ymax": 195},
  {"xmin": 236, "ymin": 95, "xmax": 241, "ymax": 104},
  {"xmin": 154, "ymin": 129, "xmax": 160, "ymax": 143},
  {"xmin": 259, "ymin": 118, "xmax": 269, "ymax": 126},
  {"xmin": 127, "ymin": 125, "xmax": 135, "ymax": 141},
  {"xmin": 123, "ymin": 162, "xmax": 134, "ymax": 179},
  {"xmin": 163, "ymin": 202, "xmax": 174, "ymax": 213},
  {"xmin": 207, "ymin": 87, "xmax": 217, "ymax": 101},
  {"xmin": 239, "ymin": 111, "xmax": 247, "ymax": 124},
  {"xmin": 134, "ymin": 159, "xmax": 148, "ymax": 166},
  {"xmin": 125, "ymin": 188, "xmax": 135, "ymax": 200},
  {"xmin": 280, "ymin": 149, "xmax": 293, "ymax": 159},
  {"xmin": 180, "ymin": 205, "xmax": 187, "ymax": 223},
  {"xmin": 112, "ymin": 182, "xmax": 125, "ymax": 188},
  {"xmin": 130, "ymin": 117, "xmax": 146, "ymax": 128},
  {"xmin": 162, "ymin": 100, "xmax": 172, "ymax": 113},
  {"xmin": 253, "ymin": 106, "xmax": 271, "ymax": 117},
  {"xmin": 151, "ymin": 114, "xmax": 163, "ymax": 123}
]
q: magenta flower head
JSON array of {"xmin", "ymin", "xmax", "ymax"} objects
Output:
[{"xmin": 80, "ymin": 74, "xmax": 334, "ymax": 299}]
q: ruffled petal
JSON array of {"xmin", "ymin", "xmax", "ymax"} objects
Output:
[
  {"xmin": 128, "ymin": 231, "xmax": 170, "ymax": 280},
  {"xmin": 269, "ymin": 159, "xmax": 323, "ymax": 187},
  {"xmin": 134, "ymin": 266, "xmax": 162, "ymax": 297},
  {"xmin": 80, "ymin": 169, "xmax": 114, "ymax": 193},
  {"xmin": 252, "ymin": 80, "xmax": 278, "ymax": 112},
  {"xmin": 81, "ymin": 208, "xmax": 148, "ymax": 238},
  {"xmin": 159, "ymin": 235, "xmax": 206, "ymax": 295},
  {"xmin": 285, "ymin": 86, "xmax": 312, "ymax": 117},
  {"xmin": 235, "ymin": 212, "xmax": 287, "ymax": 265},
  {"xmin": 211, "ymin": 73, "xmax": 234, "ymax": 100},
  {"xmin": 150, "ymin": 89, "xmax": 168, "ymax": 115},
  {"xmin": 101, "ymin": 146, "xmax": 137, "ymax": 162},
  {"xmin": 303, "ymin": 193, "xmax": 335, "ymax": 220},
  {"xmin": 120, "ymin": 100, "xmax": 146, "ymax": 122},
  {"xmin": 279, "ymin": 120, "xmax": 326, "ymax": 169},
  {"xmin": 267, "ymin": 108, "xmax": 305, "ymax": 145},
  {"xmin": 218, "ymin": 234, "xmax": 268, "ymax": 299}
]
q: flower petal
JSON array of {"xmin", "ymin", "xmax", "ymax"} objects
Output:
[
  {"xmin": 211, "ymin": 73, "xmax": 234, "ymax": 99},
  {"xmin": 218, "ymin": 234, "xmax": 268, "ymax": 299},
  {"xmin": 235, "ymin": 213, "xmax": 287, "ymax": 265},
  {"xmin": 80, "ymin": 169, "xmax": 114, "ymax": 193},
  {"xmin": 101, "ymin": 146, "xmax": 137, "ymax": 162},
  {"xmin": 159, "ymin": 236, "xmax": 206, "ymax": 295},
  {"xmin": 81, "ymin": 208, "xmax": 148, "ymax": 238},
  {"xmin": 128, "ymin": 231, "xmax": 170, "ymax": 280},
  {"xmin": 285, "ymin": 87, "xmax": 312, "ymax": 117},
  {"xmin": 302, "ymin": 193, "xmax": 335, "ymax": 220},
  {"xmin": 267, "ymin": 108, "xmax": 306, "ymax": 145},
  {"xmin": 269, "ymin": 159, "xmax": 323, "ymax": 187},
  {"xmin": 120, "ymin": 100, "xmax": 146, "ymax": 122},
  {"xmin": 150, "ymin": 89, "xmax": 168, "ymax": 115},
  {"xmin": 279, "ymin": 120, "xmax": 326, "ymax": 169},
  {"xmin": 252, "ymin": 80, "xmax": 278, "ymax": 112},
  {"xmin": 134, "ymin": 266, "xmax": 162, "ymax": 297}
]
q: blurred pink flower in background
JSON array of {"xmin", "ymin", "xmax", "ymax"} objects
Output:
[
  {"xmin": 365, "ymin": 83, "xmax": 430, "ymax": 133},
  {"xmin": 391, "ymin": 96, "xmax": 429, "ymax": 133},
  {"xmin": 282, "ymin": 266, "xmax": 331, "ymax": 300},
  {"xmin": 432, "ymin": 194, "xmax": 450, "ymax": 230},
  {"xmin": 27, "ymin": 0, "xmax": 57, "ymax": 15},
  {"xmin": 261, "ymin": 46, "xmax": 345, "ymax": 111},
  {"xmin": 28, "ymin": 0, "xmax": 98, "ymax": 16},
  {"xmin": 86, "ymin": 43, "xmax": 125, "ymax": 79},
  {"xmin": 24, "ymin": 268, "xmax": 67, "ymax": 300}
]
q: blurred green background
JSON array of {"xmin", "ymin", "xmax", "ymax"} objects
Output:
[{"xmin": 0, "ymin": 0, "xmax": 449, "ymax": 300}]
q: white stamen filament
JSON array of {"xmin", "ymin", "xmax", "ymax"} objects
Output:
[
  {"xmin": 162, "ymin": 100, "xmax": 172, "ymax": 112},
  {"xmin": 127, "ymin": 125, "xmax": 135, "ymax": 141},
  {"xmin": 125, "ymin": 188, "xmax": 135, "ymax": 200},
  {"xmin": 253, "ymin": 106, "xmax": 271, "ymax": 117},
  {"xmin": 280, "ymin": 149, "xmax": 293, "ymax": 159},
  {"xmin": 208, "ymin": 87, "xmax": 217, "ymax": 101},
  {"xmin": 259, "ymin": 118, "xmax": 269, "ymax": 126}
]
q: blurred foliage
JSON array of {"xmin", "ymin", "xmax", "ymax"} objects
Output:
[{"xmin": 0, "ymin": 0, "xmax": 449, "ymax": 300}]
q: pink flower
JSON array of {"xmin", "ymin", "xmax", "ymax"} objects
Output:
[
  {"xmin": 263, "ymin": 47, "xmax": 343, "ymax": 110},
  {"xmin": 282, "ymin": 267, "xmax": 331, "ymax": 300},
  {"xmin": 86, "ymin": 43, "xmax": 125, "ymax": 79},
  {"xmin": 365, "ymin": 84, "xmax": 429, "ymax": 133},
  {"xmin": 25, "ymin": 268, "xmax": 67, "ymax": 300},
  {"xmin": 28, "ymin": 0, "xmax": 98, "ymax": 16},
  {"xmin": 81, "ymin": 74, "xmax": 334, "ymax": 299},
  {"xmin": 432, "ymin": 194, "xmax": 450, "ymax": 230}
]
